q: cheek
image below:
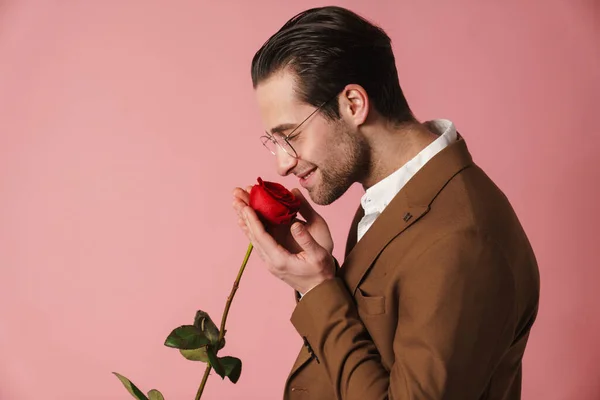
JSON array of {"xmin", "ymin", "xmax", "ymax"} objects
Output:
[
  {"xmin": 294, "ymin": 134, "xmax": 324, "ymax": 164},
  {"xmin": 320, "ymin": 125, "xmax": 353, "ymax": 161},
  {"xmin": 307, "ymin": 123, "xmax": 342, "ymax": 160},
  {"xmin": 305, "ymin": 140, "xmax": 334, "ymax": 169}
]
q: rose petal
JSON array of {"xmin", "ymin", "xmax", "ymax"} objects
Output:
[{"xmin": 249, "ymin": 178, "xmax": 300, "ymax": 225}]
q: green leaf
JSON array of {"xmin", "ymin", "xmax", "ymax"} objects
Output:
[
  {"xmin": 179, "ymin": 347, "xmax": 209, "ymax": 362},
  {"xmin": 206, "ymin": 346, "xmax": 225, "ymax": 378},
  {"xmin": 219, "ymin": 356, "xmax": 242, "ymax": 383},
  {"xmin": 112, "ymin": 372, "xmax": 149, "ymax": 400},
  {"xmin": 148, "ymin": 389, "xmax": 165, "ymax": 400},
  {"xmin": 164, "ymin": 325, "xmax": 210, "ymax": 350},
  {"xmin": 193, "ymin": 310, "xmax": 223, "ymax": 348}
]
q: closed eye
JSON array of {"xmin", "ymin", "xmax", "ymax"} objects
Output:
[{"xmin": 287, "ymin": 130, "xmax": 302, "ymax": 141}]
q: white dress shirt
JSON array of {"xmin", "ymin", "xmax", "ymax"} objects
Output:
[{"xmin": 357, "ymin": 119, "xmax": 458, "ymax": 242}]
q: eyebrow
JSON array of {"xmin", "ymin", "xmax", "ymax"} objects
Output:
[{"xmin": 269, "ymin": 123, "xmax": 297, "ymax": 135}]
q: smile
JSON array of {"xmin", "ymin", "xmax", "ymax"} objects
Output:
[{"xmin": 299, "ymin": 168, "xmax": 316, "ymax": 186}]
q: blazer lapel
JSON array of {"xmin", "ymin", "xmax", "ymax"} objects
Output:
[
  {"xmin": 339, "ymin": 193, "xmax": 428, "ymax": 295},
  {"xmin": 285, "ymin": 344, "xmax": 312, "ymax": 386},
  {"xmin": 343, "ymin": 204, "xmax": 364, "ymax": 258},
  {"xmin": 340, "ymin": 136, "xmax": 473, "ymax": 295}
]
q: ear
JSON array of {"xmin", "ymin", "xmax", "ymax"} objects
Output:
[{"xmin": 338, "ymin": 84, "xmax": 369, "ymax": 127}]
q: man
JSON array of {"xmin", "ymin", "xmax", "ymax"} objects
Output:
[{"xmin": 232, "ymin": 6, "xmax": 539, "ymax": 400}]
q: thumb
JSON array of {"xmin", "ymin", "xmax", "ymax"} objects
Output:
[
  {"xmin": 291, "ymin": 221, "xmax": 322, "ymax": 253},
  {"xmin": 292, "ymin": 188, "xmax": 323, "ymax": 224}
]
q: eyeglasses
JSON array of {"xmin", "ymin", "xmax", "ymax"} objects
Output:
[{"xmin": 260, "ymin": 94, "xmax": 337, "ymax": 159}]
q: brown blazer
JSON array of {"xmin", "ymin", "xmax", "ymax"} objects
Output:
[{"xmin": 283, "ymin": 136, "xmax": 540, "ymax": 400}]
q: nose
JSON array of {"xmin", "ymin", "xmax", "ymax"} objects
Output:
[{"xmin": 275, "ymin": 146, "xmax": 297, "ymax": 176}]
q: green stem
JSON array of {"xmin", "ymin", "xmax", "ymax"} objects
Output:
[
  {"xmin": 194, "ymin": 243, "xmax": 254, "ymax": 400},
  {"xmin": 196, "ymin": 365, "xmax": 212, "ymax": 400}
]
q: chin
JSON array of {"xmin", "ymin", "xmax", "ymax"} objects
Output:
[
  {"xmin": 307, "ymin": 186, "xmax": 341, "ymax": 206},
  {"xmin": 305, "ymin": 171, "xmax": 351, "ymax": 205},
  {"xmin": 308, "ymin": 195, "xmax": 330, "ymax": 206},
  {"xmin": 306, "ymin": 187, "xmax": 326, "ymax": 205}
]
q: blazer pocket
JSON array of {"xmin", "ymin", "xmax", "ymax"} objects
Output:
[{"xmin": 355, "ymin": 288, "xmax": 386, "ymax": 315}]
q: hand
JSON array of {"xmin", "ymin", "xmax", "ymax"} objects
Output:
[
  {"xmin": 232, "ymin": 187, "xmax": 334, "ymax": 255},
  {"xmin": 232, "ymin": 187, "xmax": 336, "ymax": 294}
]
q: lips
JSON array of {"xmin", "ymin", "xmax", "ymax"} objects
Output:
[
  {"xmin": 297, "ymin": 168, "xmax": 316, "ymax": 180},
  {"xmin": 298, "ymin": 168, "xmax": 316, "ymax": 187}
]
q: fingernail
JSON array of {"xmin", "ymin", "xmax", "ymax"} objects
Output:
[{"xmin": 292, "ymin": 223, "xmax": 303, "ymax": 234}]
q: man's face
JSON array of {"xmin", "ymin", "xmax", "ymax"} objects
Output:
[{"xmin": 255, "ymin": 71, "xmax": 368, "ymax": 205}]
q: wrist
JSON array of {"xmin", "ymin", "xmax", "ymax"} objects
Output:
[
  {"xmin": 299, "ymin": 273, "xmax": 334, "ymax": 299},
  {"xmin": 296, "ymin": 255, "xmax": 337, "ymax": 299}
]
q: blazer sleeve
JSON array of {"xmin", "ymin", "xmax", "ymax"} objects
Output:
[{"xmin": 290, "ymin": 230, "xmax": 517, "ymax": 400}]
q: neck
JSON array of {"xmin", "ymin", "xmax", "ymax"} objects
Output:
[{"xmin": 360, "ymin": 119, "xmax": 439, "ymax": 190}]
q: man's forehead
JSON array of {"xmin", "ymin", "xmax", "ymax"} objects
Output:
[{"xmin": 255, "ymin": 71, "xmax": 306, "ymax": 129}]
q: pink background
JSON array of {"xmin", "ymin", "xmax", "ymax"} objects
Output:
[{"xmin": 1, "ymin": 1, "xmax": 598, "ymax": 399}]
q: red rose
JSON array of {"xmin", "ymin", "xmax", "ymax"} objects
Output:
[{"xmin": 249, "ymin": 177, "xmax": 301, "ymax": 225}]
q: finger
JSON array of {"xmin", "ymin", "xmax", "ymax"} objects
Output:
[
  {"xmin": 243, "ymin": 206, "xmax": 289, "ymax": 261},
  {"xmin": 232, "ymin": 198, "xmax": 247, "ymax": 215},
  {"xmin": 290, "ymin": 221, "xmax": 323, "ymax": 255},
  {"xmin": 292, "ymin": 188, "xmax": 323, "ymax": 224},
  {"xmin": 233, "ymin": 187, "xmax": 250, "ymax": 205},
  {"xmin": 240, "ymin": 209, "xmax": 264, "ymax": 258},
  {"xmin": 237, "ymin": 217, "xmax": 250, "ymax": 236}
]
